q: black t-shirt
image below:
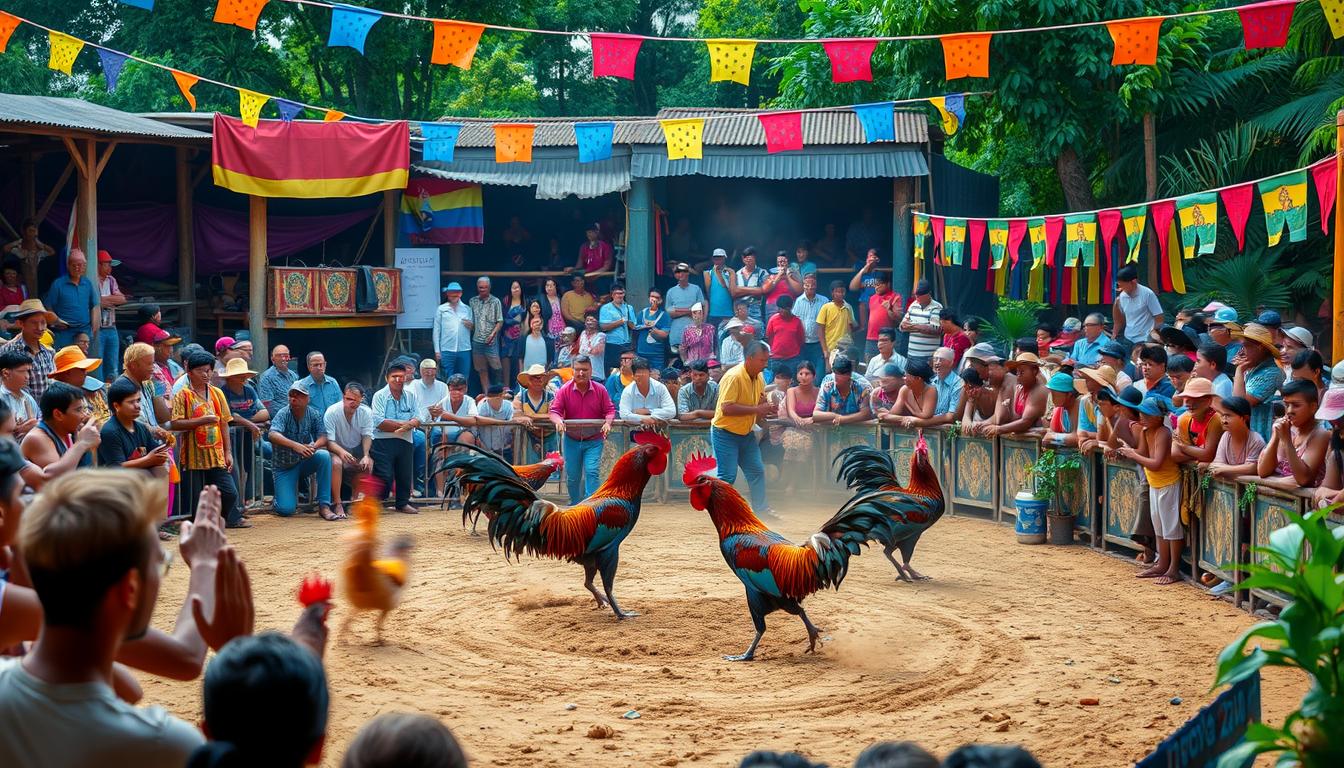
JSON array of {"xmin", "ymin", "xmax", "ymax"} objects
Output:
[{"xmin": 98, "ymin": 417, "xmax": 162, "ymax": 468}]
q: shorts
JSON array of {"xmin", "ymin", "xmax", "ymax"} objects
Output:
[
  {"xmin": 1149, "ymin": 482, "xmax": 1183, "ymax": 541},
  {"xmin": 472, "ymin": 340, "xmax": 501, "ymax": 371}
]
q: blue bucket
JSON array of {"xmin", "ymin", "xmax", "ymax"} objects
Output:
[{"xmin": 1014, "ymin": 490, "xmax": 1048, "ymax": 544}]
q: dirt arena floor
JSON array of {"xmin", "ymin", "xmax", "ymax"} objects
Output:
[{"xmin": 142, "ymin": 494, "xmax": 1303, "ymax": 767}]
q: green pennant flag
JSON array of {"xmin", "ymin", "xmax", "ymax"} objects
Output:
[
  {"xmin": 943, "ymin": 217, "xmax": 967, "ymax": 266},
  {"xmin": 1258, "ymin": 170, "xmax": 1308, "ymax": 247},
  {"xmin": 1064, "ymin": 213, "xmax": 1097, "ymax": 268},
  {"xmin": 1121, "ymin": 205, "xmax": 1147, "ymax": 264},
  {"xmin": 1027, "ymin": 217, "xmax": 1047, "ymax": 268},
  {"xmin": 1175, "ymin": 192, "xmax": 1218, "ymax": 259},
  {"xmin": 987, "ymin": 220, "xmax": 1009, "ymax": 269},
  {"xmin": 913, "ymin": 213, "xmax": 929, "ymax": 264}
]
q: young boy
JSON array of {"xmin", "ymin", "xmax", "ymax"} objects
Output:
[
  {"xmin": 98, "ymin": 376, "xmax": 170, "ymax": 477},
  {"xmin": 1117, "ymin": 395, "xmax": 1182, "ymax": 585},
  {"xmin": 814, "ymin": 280, "xmax": 857, "ymax": 373},
  {"xmin": 474, "ymin": 383, "xmax": 515, "ymax": 461}
]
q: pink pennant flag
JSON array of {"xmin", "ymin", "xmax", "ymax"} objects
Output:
[
  {"xmin": 758, "ymin": 111, "xmax": 803, "ymax": 153},
  {"xmin": 1220, "ymin": 184, "xmax": 1254, "ymax": 251},
  {"xmin": 1098, "ymin": 209, "xmax": 1122, "ymax": 304},
  {"xmin": 1238, "ymin": 0, "xmax": 1295, "ymax": 50},
  {"xmin": 985, "ymin": 252, "xmax": 996, "ymax": 292},
  {"xmin": 931, "ymin": 216, "xmax": 945, "ymax": 266},
  {"xmin": 1044, "ymin": 216, "xmax": 1063, "ymax": 268},
  {"xmin": 1150, "ymin": 200, "xmax": 1176, "ymax": 291},
  {"xmin": 1311, "ymin": 156, "xmax": 1338, "ymax": 234},
  {"xmin": 591, "ymin": 33, "xmax": 642, "ymax": 79},
  {"xmin": 1007, "ymin": 220, "xmax": 1026, "ymax": 267},
  {"xmin": 822, "ymin": 38, "xmax": 878, "ymax": 83},
  {"xmin": 968, "ymin": 219, "xmax": 986, "ymax": 271}
]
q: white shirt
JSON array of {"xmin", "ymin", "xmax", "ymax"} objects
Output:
[
  {"xmin": 1116, "ymin": 284, "xmax": 1163, "ymax": 344},
  {"xmin": 436, "ymin": 392, "xmax": 478, "ymax": 436},
  {"xmin": 99, "ymin": 275, "xmax": 120, "ymax": 328},
  {"xmin": 324, "ymin": 401, "xmax": 374, "ymax": 450},
  {"xmin": 0, "ymin": 385, "xmax": 38, "ymax": 423},
  {"xmin": 866, "ymin": 351, "xmax": 908, "ymax": 377},
  {"xmin": 432, "ymin": 300, "xmax": 473, "ymax": 353},
  {"xmin": 720, "ymin": 336, "xmax": 745, "ymax": 367},
  {"xmin": 793, "ymin": 292, "xmax": 826, "ymax": 344},
  {"xmin": 619, "ymin": 379, "xmax": 676, "ymax": 423},
  {"xmin": 408, "ymin": 378, "xmax": 448, "ymax": 417}
]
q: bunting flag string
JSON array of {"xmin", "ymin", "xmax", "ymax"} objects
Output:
[
  {"xmin": 1310, "ymin": 157, "xmax": 1337, "ymax": 234},
  {"xmin": 214, "ymin": 0, "xmax": 270, "ymax": 31},
  {"xmin": 171, "ymin": 70, "xmax": 200, "ymax": 110},
  {"xmin": 431, "ymin": 20, "xmax": 484, "ymax": 69},
  {"xmin": 1259, "ymin": 170, "xmax": 1308, "ymax": 246},
  {"xmin": 96, "ymin": 48, "xmax": 129, "ymax": 93},
  {"xmin": 0, "ymin": 11, "xmax": 18, "ymax": 52},
  {"xmin": 1175, "ymin": 192, "xmax": 1217, "ymax": 258},
  {"xmin": 238, "ymin": 88, "xmax": 269, "ymax": 127},
  {"xmin": 420, "ymin": 122, "xmax": 462, "ymax": 163}
]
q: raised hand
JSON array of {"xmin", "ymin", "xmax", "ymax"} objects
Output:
[
  {"xmin": 180, "ymin": 485, "xmax": 224, "ymax": 568},
  {"xmin": 191, "ymin": 547, "xmax": 254, "ymax": 651}
]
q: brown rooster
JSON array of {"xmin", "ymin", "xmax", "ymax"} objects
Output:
[{"xmin": 341, "ymin": 475, "xmax": 414, "ymax": 645}]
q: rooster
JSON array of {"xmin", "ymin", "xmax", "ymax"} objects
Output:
[
  {"xmin": 443, "ymin": 430, "xmax": 669, "ymax": 619},
  {"xmin": 832, "ymin": 435, "xmax": 945, "ymax": 583},
  {"xmin": 340, "ymin": 475, "xmax": 414, "ymax": 645},
  {"xmin": 439, "ymin": 447, "xmax": 565, "ymax": 534},
  {"xmin": 684, "ymin": 453, "xmax": 894, "ymax": 661}
]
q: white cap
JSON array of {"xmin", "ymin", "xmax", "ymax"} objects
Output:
[
  {"xmin": 1330, "ymin": 360, "xmax": 1344, "ymax": 388},
  {"xmin": 691, "ymin": 302, "xmax": 704, "ymax": 313},
  {"xmin": 1284, "ymin": 326, "xmax": 1314, "ymax": 349},
  {"xmin": 712, "ymin": 248, "xmax": 728, "ymax": 257}
]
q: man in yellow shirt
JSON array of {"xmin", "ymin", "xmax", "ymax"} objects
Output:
[
  {"xmin": 814, "ymin": 279, "xmax": 857, "ymax": 373},
  {"xmin": 711, "ymin": 341, "xmax": 774, "ymax": 515}
]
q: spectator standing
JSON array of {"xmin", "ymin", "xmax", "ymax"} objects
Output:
[
  {"xmin": 171, "ymin": 352, "xmax": 244, "ymax": 527},
  {"xmin": 369, "ymin": 362, "xmax": 420, "ymax": 514},
  {"xmin": 599, "ymin": 283, "xmax": 638, "ymax": 372},
  {"xmin": 865, "ymin": 327, "xmax": 907, "ymax": 379},
  {"xmin": 98, "ymin": 377, "xmax": 169, "ymax": 475},
  {"xmin": 636, "ymin": 288, "xmax": 670, "ymax": 369},
  {"xmin": 560, "ymin": 273, "xmax": 598, "ymax": 330},
  {"xmin": 702, "ymin": 249, "xmax": 735, "ymax": 326},
  {"xmin": 668, "ymin": 262, "xmax": 707, "ymax": 350},
  {"xmin": 812, "ymin": 357, "xmax": 873, "ymax": 425},
  {"xmin": 605, "ymin": 349, "xmax": 637, "ymax": 404},
  {"xmin": 578, "ymin": 311, "xmax": 607, "ymax": 381},
  {"xmin": 619, "ymin": 357, "xmax": 676, "ymax": 427},
  {"xmin": 257, "ymin": 344, "xmax": 297, "ymax": 413},
  {"xmin": 43, "ymin": 249, "xmax": 99, "ymax": 350},
  {"xmin": 299, "ymin": 351, "xmax": 341, "ymax": 417},
  {"xmin": 940, "ymin": 311, "xmax": 971, "ymax": 367},
  {"xmin": 501, "ymin": 280, "xmax": 526, "ymax": 386},
  {"xmin": 766, "ymin": 294, "xmax": 804, "ymax": 368},
  {"xmin": 845, "ymin": 208, "xmax": 883, "ymax": 263},
  {"xmin": 549, "ymin": 355, "xmax": 614, "ymax": 503},
  {"xmin": 0, "ymin": 351, "xmax": 39, "ymax": 439},
  {"xmin": 814, "ymin": 280, "xmax": 857, "ymax": 373},
  {"xmin": 521, "ymin": 315, "xmax": 552, "ymax": 371},
  {"xmin": 1116, "ymin": 395, "xmax": 1183, "ymax": 585},
  {"xmin": 0, "ymin": 299, "xmax": 57, "ymax": 399},
  {"xmin": 268, "ymin": 381, "xmax": 333, "ymax": 519},
  {"xmin": 325, "ymin": 381, "xmax": 375, "ymax": 518},
  {"xmin": 848, "ymin": 247, "xmax": 882, "ymax": 333},
  {"xmin": 95, "ymin": 250, "xmax": 126, "ymax": 378},
  {"xmin": 574, "ymin": 224, "xmax": 613, "ymax": 274},
  {"xmin": 1232, "ymin": 322, "xmax": 1285, "ymax": 440},
  {"xmin": 120, "ymin": 341, "xmax": 170, "ymax": 430},
  {"xmin": 732, "ymin": 247, "xmax": 769, "ymax": 324},
  {"xmin": 900, "ymin": 279, "xmax": 943, "ymax": 364},
  {"xmin": 539, "ymin": 278, "xmax": 566, "ymax": 340},
  {"xmin": 762, "ymin": 251, "xmax": 802, "ymax": 319},
  {"xmin": 432, "ymin": 282, "xmax": 473, "ymax": 380},
  {"xmin": 468, "ymin": 276, "xmax": 504, "ymax": 394},
  {"xmin": 677, "ymin": 360, "xmax": 719, "ymax": 420},
  {"xmin": 792, "ymin": 273, "xmax": 826, "ymax": 374},
  {"xmin": 1067, "ymin": 313, "xmax": 1108, "ymax": 367},
  {"xmin": 679, "ymin": 304, "xmax": 715, "ymax": 366},
  {"xmin": 864, "ymin": 272, "xmax": 902, "ymax": 360},
  {"xmin": 22, "ymin": 381, "xmax": 99, "ymax": 479},
  {"xmin": 220, "ymin": 357, "xmax": 267, "ymax": 437},
  {"xmin": 4, "ymin": 217, "xmax": 55, "ymax": 294},
  {"xmin": 1112, "ymin": 265, "xmax": 1165, "ymax": 349},
  {"xmin": 711, "ymin": 341, "xmax": 773, "ymax": 515}
]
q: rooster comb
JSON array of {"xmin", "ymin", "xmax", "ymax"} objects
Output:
[
  {"xmin": 632, "ymin": 429, "xmax": 670, "ymax": 454},
  {"xmin": 357, "ymin": 474, "xmax": 385, "ymax": 497},
  {"xmin": 544, "ymin": 451, "xmax": 563, "ymax": 464},
  {"xmin": 682, "ymin": 452, "xmax": 717, "ymax": 486}
]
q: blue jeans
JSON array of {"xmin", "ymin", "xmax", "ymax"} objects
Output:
[
  {"xmin": 52, "ymin": 328, "xmax": 85, "ymax": 349},
  {"xmin": 802, "ymin": 342, "xmax": 824, "ymax": 375},
  {"xmin": 439, "ymin": 350, "xmax": 472, "ymax": 380},
  {"xmin": 411, "ymin": 427, "xmax": 429, "ymax": 494},
  {"xmin": 710, "ymin": 426, "xmax": 768, "ymax": 512},
  {"xmin": 98, "ymin": 328, "xmax": 120, "ymax": 378},
  {"xmin": 272, "ymin": 449, "xmax": 332, "ymax": 516},
  {"xmin": 563, "ymin": 436, "xmax": 603, "ymax": 504}
]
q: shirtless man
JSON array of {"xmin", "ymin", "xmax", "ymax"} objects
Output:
[{"xmin": 984, "ymin": 353, "xmax": 1047, "ymax": 437}]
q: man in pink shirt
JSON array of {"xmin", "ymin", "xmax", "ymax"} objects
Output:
[
  {"xmin": 549, "ymin": 355, "xmax": 615, "ymax": 503},
  {"xmin": 865, "ymin": 271, "xmax": 902, "ymax": 361},
  {"xmin": 574, "ymin": 225, "xmax": 613, "ymax": 274}
]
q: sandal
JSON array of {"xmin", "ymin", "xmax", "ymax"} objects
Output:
[
  {"xmin": 318, "ymin": 505, "xmax": 339, "ymax": 521},
  {"xmin": 226, "ymin": 519, "xmax": 253, "ymax": 529}
]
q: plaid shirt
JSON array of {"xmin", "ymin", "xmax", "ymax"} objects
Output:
[
  {"xmin": 0, "ymin": 335, "xmax": 55, "ymax": 400},
  {"xmin": 269, "ymin": 404, "xmax": 322, "ymax": 469}
]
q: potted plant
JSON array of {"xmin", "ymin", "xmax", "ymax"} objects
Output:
[
  {"xmin": 1213, "ymin": 507, "xmax": 1343, "ymax": 768},
  {"xmin": 1022, "ymin": 449, "xmax": 1082, "ymax": 545}
]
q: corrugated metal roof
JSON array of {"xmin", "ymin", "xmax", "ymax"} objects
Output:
[
  {"xmin": 630, "ymin": 144, "xmax": 928, "ymax": 180},
  {"xmin": 0, "ymin": 95, "xmax": 211, "ymax": 142},
  {"xmin": 415, "ymin": 147, "xmax": 631, "ymax": 200}
]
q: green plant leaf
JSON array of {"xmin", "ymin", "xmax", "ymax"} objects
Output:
[{"xmin": 1214, "ymin": 738, "xmax": 1284, "ymax": 768}]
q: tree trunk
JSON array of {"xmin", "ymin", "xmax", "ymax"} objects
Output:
[
  {"xmin": 1054, "ymin": 145, "xmax": 1096, "ymax": 212},
  {"xmin": 1143, "ymin": 111, "xmax": 1160, "ymax": 288}
]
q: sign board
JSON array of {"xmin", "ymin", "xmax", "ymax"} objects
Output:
[
  {"xmin": 394, "ymin": 248, "xmax": 439, "ymax": 329},
  {"xmin": 1136, "ymin": 671, "xmax": 1261, "ymax": 768}
]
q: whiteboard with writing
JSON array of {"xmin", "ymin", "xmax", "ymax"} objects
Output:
[{"xmin": 395, "ymin": 248, "xmax": 441, "ymax": 329}]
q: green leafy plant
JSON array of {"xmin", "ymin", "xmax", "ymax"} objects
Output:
[
  {"xmin": 1239, "ymin": 484, "xmax": 1258, "ymax": 513},
  {"xmin": 948, "ymin": 421, "xmax": 962, "ymax": 440},
  {"xmin": 1026, "ymin": 449, "xmax": 1083, "ymax": 509},
  {"xmin": 986, "ymin": 299, "xmax": 1047, "ymax": 358},
  {"xmin": 1213, "ymin": 507, "xmax": 1344, "ymax": 768}
]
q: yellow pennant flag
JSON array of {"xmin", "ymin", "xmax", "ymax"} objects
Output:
[
  {"xmin": 1027, "ymin": 262, "xmax": 1045, "ymax": 302},
  {"xmin": 1027, "ymin": 219, "xmax": 1047, "ymax": 268},
  {"xmin": 706, "ymin": 39, "xmax": 755, "ymax": 85},
  {"xmin": 1168, "ymin": 220, "xmax": 1186, "ymax": 293},
  {"xmin": 171, "ymin": 70, "xmax": 200, "ymax": 110},
  {"xmin": 994, "ymin": 259, "xmax": 1008, "ymax": 296},
  {"xmin": 238, "ymin": 89, "xmax": 268, "ymax": 128},
  {"xmin": 661, "ymin": 118, "xmax": 705, "ymax": 161},
  {"xmin": 48, "ymin": 31, "xmax": 84, "ymax": 76},
  {"xmin": 323, "ymin": 109, "xmax": 346, "ymax": 122},
  {"xmin": 929, "ymin": 96, "xmax": 959, "ymax": 136},
  {"xmin": 1323, "ymin": 0, "xmax": 1344, "ymax": 38}
]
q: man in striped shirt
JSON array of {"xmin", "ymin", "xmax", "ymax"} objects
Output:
[{"xmin": 900, "ymin": 279, "xmax": 943, "ymax": 364}]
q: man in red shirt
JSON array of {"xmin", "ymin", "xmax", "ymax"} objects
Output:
[
  {"xmin": 865, "ymin": 272, "xmax": 902, "ymax": 361},
  {"xmin": 766, "ymin": 294, "xmax": 805, "ymax": 368},
  {"xmin": 940, "ymin": 309, "xmax": 972, "ymax": 366}
]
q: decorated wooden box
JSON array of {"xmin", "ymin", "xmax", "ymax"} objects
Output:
[
  {"xmin": 369, "ymin": 267, "xmax": 403, "ymax": 314},
  {"xmin": 998, "ymin": 434, "xmax": 1040, "ymax": 521},
  {"xmin": 1102, "ymin": 457, "xmax": 1144, "ymax": 551},
  {"xmin": 1198, "ymin": 477, "xmax": 1242, "ymax": 593},
  {"xmin": 1248, "ymin": 485, "xmax": 1305, "ymax": 609},
  {"xmin": 317, "ymin": 268, "xmax": 358, "ymax": 314},
  {"xmin": 269, "ymin": 267, "xmax": 318, "ymax": 315}
]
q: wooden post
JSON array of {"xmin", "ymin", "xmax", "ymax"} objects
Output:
[
  {"xmin": 76, "ymin": 139, "xmax": 98, "ymax": 261},
  {"xmin": 1143, "ymin": 112, "xmax": 1159, "ymax": 289},
  {"xmin": 892, "ymin": 177, "xmax": 915, "ymax": 296},
  {"xmin": 1334, "ymin": 111, "xmax": 1344, "ymax": 361},
  {"xmin": 248, "ymin": 195, "xmax": 268, "ymax": 359},
  {"xmin": 176, "ymin": 148, "xmax": 197, "ymax": 337},
  {"xmin": 625, "ymin": 178, "xmax": 654, "ymax": 301},
  {"xmin": 382, "ymin": 190, "xmax": 397, "ymax": 350}
]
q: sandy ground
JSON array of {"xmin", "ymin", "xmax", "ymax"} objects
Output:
[{"xmin": 141, "ymin": 493, "xmax": 1303, "ymax": 767}]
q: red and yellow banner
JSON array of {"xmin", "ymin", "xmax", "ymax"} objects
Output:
[{"xmin": 211, "ymin": 114, "xmax": 409, "ymax": 198}]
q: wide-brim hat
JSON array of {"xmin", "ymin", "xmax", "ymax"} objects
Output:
[
  {"xmin": 516, "ymin": 363, "xmax": 548, "ymax": 386},
  {"xmin": 10, "ymin": 299, "xmax": 59, "ymax": 323},
  {"xmin": 1158, "ymin": 324, "xmax": 1200, "ymax": 351},
  {"xmin": 221, "ymin": 357, "xmax": 255, "ymax": 379},
  {"xmin": 964, "ymin": 342, "xmax": 1002, "ymax": 364},
  {"xmin": 1232, "ymin": 322, "xmax": 1278, "ymax": 355},
  {"xmin": 1173, "ymin": 376, "xmax": 1216, "ymax": 406},
  {"xmin": 1137, "ymin": 395, "xmax": 1174, "ymax": 418},
  {"xmin": 1005, "ymin": 352, "xmax": 1041, "ymax": 372},
  {"xmin": 52, "ymin": 345, "xmax": 101, "ymax": 375},
  {"xmin": 1316, "ymin": 387, "xmax": 1344, "ymax": 421},
  {"xmin": 1076, "ymin": 364, "xmax": 1118, "ymax": 395}
]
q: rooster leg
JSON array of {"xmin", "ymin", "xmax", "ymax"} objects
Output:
[
  {"xmin": 598, "ymin": 551, "xmax": 638, "ymax": 619},
  {"xmin": 780, "ymin": 601, "xmax": 822, "ymax": 654},
  {"xmin": 374, "ymin": 610, "xmax": 387, "ymax": 647},
  {"xmin": 582, "ymin": 562, "xmax": 610, "ymax": 609},
  {"xmin": 725, "ymin": 610, "xmax": 766, "ymax": 662},
  {"xmin": 338, "ymin": 609, "xmax": 355, "ymax": 644},
  {"xmin": 899, "ymin": 538, "xmax": 929, "ymax": 581},
  {"xmin": 884, "ymin": 542, "xmax": 914, "ymax": 583}
]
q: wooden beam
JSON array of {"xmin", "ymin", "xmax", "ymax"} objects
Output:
[
  {"xmin": 93, "ymin": 141, "xmax": 118, "ymax": 183},
  {"xmin": 248, "ymin": 195, "xmax": 269, "ymax": 359},
  {"xmin": 36, "ymin": 161, "xmax": 75, "ymax": 223},
  {"xmin": 191, "ymin": 163, "xmax": 209, "ymax": 190},
  {"xmin": 76, "ymin": 139, "xmax": 97, "ymax": 260},
  {"xmin": 20, "ymin": 155, "xmax": 35, "ymax": 222},
  {"xmin": 176, "ymin": 147, "xmax": 197, "ymax": 336},
  {"xmin": 61, "ymin": 137, "xmax": 89, "ymax": 179},
  {"xmin": 0, "ymin": 212, "xmax": 19, "ymax": 241},
  {"xmin": 381, "ymin": 190, "xmax": 397, "ymax": 350}
]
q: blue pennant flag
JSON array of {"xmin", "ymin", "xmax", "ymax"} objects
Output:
[
  {"xmin": 853, "ymin": 102, "xmax": 895, "ymax": 143},
  {"xmin": 97, "ymin": 49, "xmax": 129, "ymax": 93},
  {"xmin": 574, "ymin": 122, "xmax": 614, "ymax": 163},
  {"xmin": 421, "ymin": 122, "xmax": 462, "ymax": 163},
  {"xmin": 945, "ymin": 93, "xmax": 966, "ymax": 127},
  {"xmin": 327, "ymin": 4, "xmax": 383, "ymax": 54},
  {"xmin": 119, "ymin": 0, "xmax": 154, "ymax": 9},
  {"xmin": 275, "ymin": 99, "xmax": 305, "ymax": 122}
]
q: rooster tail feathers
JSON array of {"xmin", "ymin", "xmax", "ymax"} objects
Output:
[
  {"xmin": 442, "ymin": 450, "xmax": 540, "ymax": 541},
  {"xmin": 833, "ymin": 445, "xmax": 900, "ymax": 493},
  {"xmin": 811, "ymin": 491, "xmax": 908, "ymax": 587}
]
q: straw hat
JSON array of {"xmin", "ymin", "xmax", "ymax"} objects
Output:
[
  {"xmin": 1005, "ymin": 352, "xmax": 1041, "ymax": 372},
  {"xmin": 52, "ymin": 345, "xmax": 101, "ymax": 375},
  {"xmin": 10, "ymin": 299, "xmax": 58, "ymax": 323},
  {"xmin": 1075, "ymin": 364, "xmax": 1118, "ymax": 394},
  {"xmin": 221, "ymin": 357, "xmax": 255, "ymax": 379},
  {"xmin": 1173, "ymin": 376, "xmax": 1216, "ymax": 406},
  {"xmin": 516, "ymin": 363, "xmax": 548, "ymax": 386},
  {"xmin": 1232, "ymin": 322, "xmax": 1278, "ymax": 355}
]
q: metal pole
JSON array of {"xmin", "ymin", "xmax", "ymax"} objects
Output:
[
  {"xmin": 1334, "ymin": 111, "xmax": 1344, "ymax": 361},
  {"xmin": 176, "ymin": 148, "xmax": 197, "ymax": 336}
]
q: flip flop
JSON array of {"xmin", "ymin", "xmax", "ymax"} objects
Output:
[{"xmin": 319, "ymin": 506, "xmax": 339, "ymax": 521}]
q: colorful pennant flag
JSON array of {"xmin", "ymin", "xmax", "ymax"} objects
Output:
[
  {"xmin": 1097, "ymin": 210, "xmax": 1120, "ymax": 303},
  {"xmin": 574, "ymin": 121, "xmax": 615, "ymax": 163},
  {"xmin": 494, "ymin": 124, "xmax": 536, "ymax": 164},
  {"xmin": 1167, "ymin": 218, "xmax": 1187, "ymax": 293},
  {"xmin": 943, "ymin": 218, "xmax": 968, "ymax": 266},
  {"xmin": 1175, "ymin": 192, "xmax": 1217, "ymax": 258},
  {"xmin": 171, "ymin": 70, "xmax": 200, "ymax": 110},
  {"xmin": 431, "ymin": 20, "xmax": 483, "ymax": 69},
  {"xmin": 1044, "ymin": 217, "xmax": 1063, "ymax": 268},
  {"xmin": 48, "ymin": 31, "xmax": 84, "ymax": 76},
  {"xmin": 0, "ymin": 12, "xmax": 19, "ymax": 53},
  {"xmin": 421, "ymin": 122, "xmax": 462, "ymax": 164},
  {"xmin": 1027, "ymin": 217, "xmax": 1047, "ymax": 268},
  {"xmin": 1220, "ymin": 184, "xmax": 1254, "ymax": 251},
  {"xmin": 941, "ymin": 33, "xmax": 990, "ymax": 80},
  {"xmin": 119, "ymin": 0, "xmax": 154, "ymax": 8},
  {"xmin": 661, "ymin": 118, "xmax": 705, "ymax": 161},
  {"xmin": 212, "ymin": 114, "xmax": 409, "ymax": 198},
  {"xmin": 1322, "ymin": 0, "xmax": 1344, "ymax": 39},
  {"xmin": 213, "ymin": 0, "xmax": 269, "ymax": 31},
  {"xmin": 276, "ymin": 99, "xmax": 304, "ymax": 121},
  {"xmin": 822, "ymin": 38, "xmax": 878, "ymax": 83},
  {"xmin": 968, "ymin": 219, "xmax": 986, "ymax": 270},
  {"xmin": 1121, "ymin": 205, "xmax": 1147, "ymax": 263},
  {"xmin": 1063, "ymin": 213, "xmax": 1097, "ymax": 268},
  {"xmin": 1150, "ymin": 200, "xmax": 1176, "ymax": 291},
  {"xmin": 945, "ymin": 93, "xmax": 966, "ymax": 129},
  {"xmin": 758, "ymin": 112, "xmax": 803, "ymax": 153},
  {"xmin": 591, "ymin": 33, "xmax": 642, "ymax": 79},
  {"xmin": 323, "ymin": 109, "xmax": 346, "ymax": 122},
  {"xmin": 1238, "ymin": 1, "xmax": 1295, "ymax": 49},
  {"xmin": 327, "ymin": 3, "xmax": 383, "ymax": 54},
  {"xmin": 987, "ymin": 221, "xmax": 1009, "ymax": 269},
  {"xmin": 1311, "ymin": 157, "xmax": 1337, "ymax": 234},
  {"xmin": 1027, "ymin": 258, "xmax": 1045, "ymax": 302},
  {"xmin": 930, "ymin": 97, "xmax": 959, "ymax": 136},
  {"xmin": 1106, "ymin": 17, "xmax": 1163, "ymax": 66},
  {"xmin": 913, "ymin": 213, "xmax": 929, "ymax": 265},
  {"xmin": 97, "ymin": 49, "xmax": 129, "ymax": 93},
  {"xmin": 1259, "ymin": 170, "xmax": 1308, "ymax": 246},
  {"xmin": 931, "ymin": 217, "xmax": 946, "ymax": 265},
  {"xmin": 706, "ymin": 39, "xmax": 755, "ymax": 85},
  {"xmin": 239, "ymin": 89, "xmax": 269, "ymax": 128},
  {"xmin": 1007, "ymin": 220, "xmax": 1026, "ymax": 267},
  {"xmin": 853, "ymin": 102, "xmax": 894, "ymax": 143},
  {"xmin": 400, "ymin": 177, "xmax": 484, "ymax": 245}
]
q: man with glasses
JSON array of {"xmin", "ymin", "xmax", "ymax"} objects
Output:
[
  {"xmin": 1066, "ymin": 313, "xmax": 1108, "ymax": 368},
  {"xmin": 21, "ymin": 380, "xmax": 100, "ymax": 480},
  {"xmin": 257, "ymin": 344, "xmax": 296, "ymax": 413}
]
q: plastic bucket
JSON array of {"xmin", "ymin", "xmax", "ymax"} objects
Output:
[{"xmin": 1014, "ymin": 490, "xmax": 1048, "ymax": 544}]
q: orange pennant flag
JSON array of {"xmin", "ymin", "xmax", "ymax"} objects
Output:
[
  {"xmin": 323, "ymin": 109, "xmax": 346, "ymax": 122},
  {"xmin": 431, "ymin": 20, "xmax": 484, "ymax": 69},
  {"xmin": 0, "ymin": 12, "xmax": 20, "ymax": 54},
  {"xmin": 213, "ymin": 0, "xmax": 270, "ymax": 31},
  {"xmin": 940, "ymin": 33, "xmax": 990, "ymax": 80},
  {"xmin": 494, "ymin": 123, "xmax": 535, "ymax": 163},
  {"xmin": 1107, "ymin": 17, "xmax": 1163, "ymax": 65},
  {"xmin": 171, "ymin": 70, "xmax": 200, "ymax": 110}
]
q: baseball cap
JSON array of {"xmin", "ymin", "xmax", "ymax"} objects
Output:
[
  {"xmin": 712, "ymin": 248, "xmax": 727, "ymax": 258},
  {"xmin": 1045, "ymin": 372, "xmax": 1075, "ymax": 393},
  {"xmin": 1061, "ymin": 317, "xmax": 1082, "ymax": 333},
  {"xmin": 1099, "ymin": 341, "xmax": 1127, "ymax": 360},
  {"xmin": 288, "ymin": 380, "xmax": 309, "ymax": 395},
  {"xmin": 1283, "ymin": 326, "xmax": 1314, "ymax": 348},
  {"xmin": 1136, "ymin": 394, "xmax": 1174, "ymax": 418},
  {"xmin": 96, "ymin": 250, "xmax": 120, "ymax": 266},
  {"xmin": 443, "ymin": 282, "xmax": 463, "ymax": 293},
  {"xmin": 1202, "ymin": 301, "xmax": 1227, "ymax": 314},
  {"xmin": 1256, "ymin": 310, "xmax": 1282, "ymax": 329},
  {"xmin": 914, "ymin": 279, "xmax": 932, "ymax": 296},
  {"xmin": 214, "ymin": 336, "xmax": 237, "ymax": 355}
]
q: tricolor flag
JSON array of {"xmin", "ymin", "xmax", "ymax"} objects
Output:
[
  {"xmin": 212, "ymin": 114, "xmax": 409, "ymax": 198},
  {"xmin": 399, "ymin": 177, "xmax": 484, "ymax": 245}
]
